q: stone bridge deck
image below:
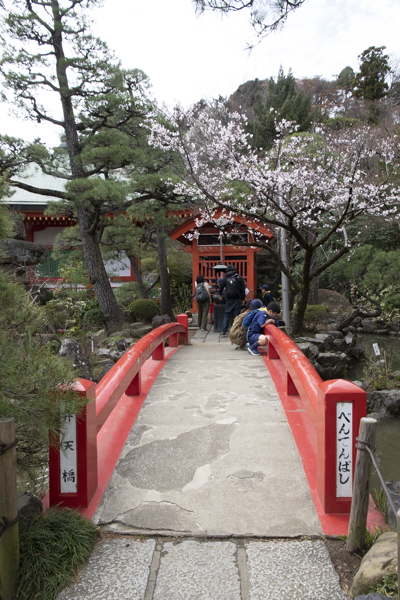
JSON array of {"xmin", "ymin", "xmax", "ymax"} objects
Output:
[{"xmin": 57, "ymin": 326, "xmax": 351, "ymax": 600}]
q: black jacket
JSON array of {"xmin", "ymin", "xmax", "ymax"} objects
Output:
[{"xmin": 219, "ymin": 269, "xmax": 246, "ymax": 301}]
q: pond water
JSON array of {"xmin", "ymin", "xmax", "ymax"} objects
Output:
[{"xmin": 346, "ymin": 333, "xmax": 400, "ymax": 497}]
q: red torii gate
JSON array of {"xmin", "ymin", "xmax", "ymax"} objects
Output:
[{"xmin": 169, "ymin": 210, "xmax": 273, "ymax": 312}]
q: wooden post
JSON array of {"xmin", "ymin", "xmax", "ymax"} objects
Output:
[
  {"xmin": 346, "ymin": 417, "xmax": 377, "ymax": 552},
  {"xmin": 0, "ymin": 418, "xmax": 19, "ymax": 600}
]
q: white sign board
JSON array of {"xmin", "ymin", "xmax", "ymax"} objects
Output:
[
  {"xmin": 372, "ymin": 343, "xmax": 381, "ymax": 356},
  {"xmin": 336, "ymin": 402, "xmax": 353, "ymax": 498},
  {"xmin": 60, "ymin": 414, "xmax": 77, "ymax": 493}
]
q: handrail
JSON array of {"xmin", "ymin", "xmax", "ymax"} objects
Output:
[
  {"xmin": 264, "ymin": 323, "xmax": 367, "ymax": 514},
  {"xmin": 265, "ymin": 324, "xmax": 322, "ymax": 422},
  {"xmin": 96, "ymin": 321, "xmax": 187, "ymax": 432}
]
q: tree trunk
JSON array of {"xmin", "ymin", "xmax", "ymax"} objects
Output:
[
  {"xmin": 307, "ymin": 230, "xmax": 318, "ymax": 304},
  {"xmin": 156, "ymin": 225, "xmax": 174, "ymax": 319},
  {"xmin": 127, "ymin": 252, "xmax": 148, "ymax": 299},
  {"xmin": 291, "ymin": 250, "xmax": 312, "ymax": 335},
  {"xmin": 78, "ymin": 207, "xmax": 125, "ymax": 333},
  {"xmin": 51, "ymin": 0, "xmax": 124, "ymax": 333}
]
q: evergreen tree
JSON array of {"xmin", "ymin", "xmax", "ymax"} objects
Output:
[
  {"xmin": 351, "ymin": 46, "xmax": 391, "ymax": 124},
  {"xmin": 251, "ymin": 67, "xmax": 313, "ymax": 150},
  {"xmin": 0, "ymin": 0, "xmax": 153, "ymax": 332},
  {"xmin": 0, "ymin": 206, "xmax": 83, "ymax": 489}
]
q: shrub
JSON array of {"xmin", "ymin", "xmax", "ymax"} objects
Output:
[
  {"xmin": 129, "ymin": 299, "xmax": 160, "ymax": 322},
  {"xmin": 114, "ymin": 282, "xmax": 141, "ymax": 310},
  {"xmin": 82, "ymin": 307, "xmax": 105, "ymax": 328},
  {"xmin": 18, "ymin": 507, "xmax": 99, "ymax": 600},
  {"xmin": 171, "ymin": 282, "xmax": 193, "ymax": 314},
  {"xmin": 303, "ymin": 304, "xmax": 330, "ymax": 330}
]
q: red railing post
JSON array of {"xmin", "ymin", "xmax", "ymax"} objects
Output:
[
  {"xmin": 317, "ymin": 380, "xmax": 367, "ymax": 513},
  {"xmin": 177, "ymin": 313, "xmax": 189, "ymax": 345},
  {"xmin": 49, "ymin": 379, "xmax": 98, "ymax": 509},
  {"xmin": 152, "ymin": 342, "xmax": 165, "ymax": 360},
  {"xmin": 125, "ymin": 371, "xmax": 142, "ymax": 396}
]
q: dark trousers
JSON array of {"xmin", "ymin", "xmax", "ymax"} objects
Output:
[{"xmin": 221, "ymin": 298, "xmax": 242, "ymax": 334}]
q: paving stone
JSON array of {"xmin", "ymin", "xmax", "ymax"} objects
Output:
[
  {"xmin": 246, "ymin": 540, "xmax": 347, "ymax": 600},
  {"xmin": 57, "ymin": 538, "xmax": 155, "ymax": 600},
  {"xmin": 153, "ymin": 540, "xmax": 241, "ymax": 600}
]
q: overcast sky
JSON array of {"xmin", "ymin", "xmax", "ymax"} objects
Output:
[{"xmin": 1, "ymin": 0, "xmax": 399, "ymax": 146}]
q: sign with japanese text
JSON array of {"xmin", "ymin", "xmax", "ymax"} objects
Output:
[
  {"xmin": 60, "ymin": 413, "xmax": 77, "ymax": 493},
  {"xmin": 336, "ymin": 402, "xmax": 353, "ymax": 498}
]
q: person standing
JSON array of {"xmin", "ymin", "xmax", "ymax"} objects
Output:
[
  {"xmin": 195, "ymin": 274, "xmax": 211, "ymax": 331},
  {"xmin": 219, "ymin": 264, "xmax": 246, "ymax": 336},
  {"xmin": 261, "ymin": 284, "xmax": 274, "ymax": 307}
]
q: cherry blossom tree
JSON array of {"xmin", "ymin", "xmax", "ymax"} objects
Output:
[{"xmin": 150, "ymin": 106, "xmax": 400, "ymax": 334}]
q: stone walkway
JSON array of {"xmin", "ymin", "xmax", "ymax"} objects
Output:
[{"xmin": 57, "ymin": 325, "xmax": 348, "ymax": 599}]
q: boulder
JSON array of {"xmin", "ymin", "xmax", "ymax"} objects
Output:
[
  {"xmin": 59, "ymin": 338, "xmax": 92, "ymax": 380},
  {"xmin": 97, "ymin": 361, "xmax": 114, "ymax": 381},
  {"xmin": 17, "ymin": 492, "xmax": 42, "ymax": 520},
  {"xmin": 361, "ymin": 320, "xmax": 377, "ymax": 333},
  {"xmin": 97, "ymin": 348, "xmax": 110, "ymax": 358},
  {"xmin": 367, "ymin": 390, "xmax": 400, "ymax": 417},
  {"xmin": 152, "ymin": 314, "xmax": 172, "ymax": 328},
  {"xmin": 324, "ymin": 330, "xmax": 344, "ymax": 339},
  {"xmin": 345, "ymin": 333, "xmax": 356, "ymax": 347},
  {"xmin": 92, "ymin": 329, "xmax": 107, "ymax": 347},
  {"xmin": 351, "ymin": 532, "xmax": 397, "ymax": 597},
  {"xmin": 296, "ymin": 342, "xmax": 319, "ymax": 361},
  {"xmin": 332, "ymin": 338, "xmax": 346, "ymax": 352},
  {"xmin": 315, "ymin": 352, "xmax": 348, "ymax": 379},
  {"xmin": 110, "ymin": 350, "xmax": 121, "ymax": 363}
]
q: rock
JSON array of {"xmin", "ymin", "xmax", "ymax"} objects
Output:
[
  {"xmin": 317, "ymin": 351, "xmax": 347, "ymax": 367},
  {"xmin": 97, "ymin": 348, "xmax": 110, "ymax": 358},
  {"xmin": 354, "ymin": 594, "xmax": 391, "ymax": 599},
  {"xmin": 357, "ymin": 327, "xmax": 364, "ymax": 333},
  {"xmin": 389, "ymin": 322, "xmax": 400, "ymax": 332},
  {"xmin": 17, "ymin": 492, "xmax": 42, "ymax": 520},
  {"xmin": 92, "ymin": 329, "xmax": 107, "ymax": 346},
  {"xmin": 332, "ymin": 338, "xmax": 346, "ymax": 352},
  {"xmin": 351, "ymin": 532, "xmax": 397, "ymax": 597},
  {"xmin": 375, "ymin": 329, "xmax": 389, "ymax": 335},
  {"xmin": 125, "ymin": 338, "xmax": 134, "ymax": 346},
  {"xmin": 351, "ymin": 380, "xmax": 365, "ymax": 390},
  {"xmin": 361, "ymin": 320, "xmax": 377, "ymax": 333},
  {"xmin": 345, "ymin": 333, "xmax": 356, "ymax": 347},
  {"xmin": 130, "ymin": 324, "xmax": 153, "ymax": 338},
  {"xmin": 367, "ymin": 390, "xmax": 400, "ymax": 417},
  {"xmin": 296, "ymin": 342, "xmax": 319, "ymax": 361},
  {"xmin": 97, "ymin": 361, "xmax": 114, "ymax": 381},
  {"xmin": 315, "ymin": 352, "xmax": 348, "ymax": 379},
  {"xmin": 110, "ymin": 350, "xmax": 121, "ymax": 362},
  {"xmin": 347, "ymin": 325, "xmax": 356, "ymax": 333},
  {"xmin": 116, "ymin": 339, "xmax": 127, "ymax": 351},
  {"xmin": 384, "ymin": 480, "xmax": 400, "ymax": 530},
  {"xmin": 59, "ymin": 338, "xmax": 92, "ymax": 380},
  {"xmin": 152, "ymin": 314, "xmax": 172, "ymax": 328},
  {"xmin": 348, "ymin": 345, "xmax": 365, "ymax": 359},
  {"xmin": 324, "ymin": 330, "xmax": 344, "ymax": 339}
]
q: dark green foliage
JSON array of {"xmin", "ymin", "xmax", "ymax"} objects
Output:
[
  {"xmin": 323, "ymin": 116, "xmax": 360, "ymax": 130},
  {"xmin": 129, "ymin": 299, "xmax": 160, "ymax": 322},
  {"xmin": 302, "ymin": 305, "xmax": 330, "ymax": 330},
  {"xmin": 82, "ymin": 307, "xmax": 105, "ymax": 328},
  {"xmin": 114, "ymin": 282, "xmax": 142, "ymax": 310},
  {"xmin": 336, "ymin": 66, "xmax": 355, "ymax": 91},
  {"xmin": 352, "ymin": 46, "xmax": 390, "ymax": 101},
  {"xmin": 251, "ymin": 67, "xmax": 314, "ymax": 150},
  {"xmin": 17, "ymin": 507, "xmax": 99, "ymax": 600}
]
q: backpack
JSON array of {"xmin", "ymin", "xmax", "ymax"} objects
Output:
[
  {"xmin": 229, "ymin": 311, "xmax": 248, "ymax": 348},
  {"xmin": 195, "ymin": 282, "xmax": 209, "ymax": 303},
  {"xmin": 242, "ymin": 309, "xmax": 259, "ymax": 328},
  {"xmin": 225, "ymin": 275, "xmax": 239, "ymax": 299}
]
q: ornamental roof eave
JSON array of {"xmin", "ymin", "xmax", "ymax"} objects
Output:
[{"xmin": 170, "ymin": 210, "xmax": 273, "ymax": 245}]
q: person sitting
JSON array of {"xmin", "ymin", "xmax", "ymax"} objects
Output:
[{"xmin": 247, "ymin": 301, "xmax": 281, "ymax": 356}]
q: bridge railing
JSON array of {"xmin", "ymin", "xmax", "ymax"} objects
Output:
[
  {"xmin": 49, "ymin": 315, "xmax": 188, "ymax": 509},
  {"xmin": 266, "ymin": 324, "xmax": 367, "ymax": 514}
]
